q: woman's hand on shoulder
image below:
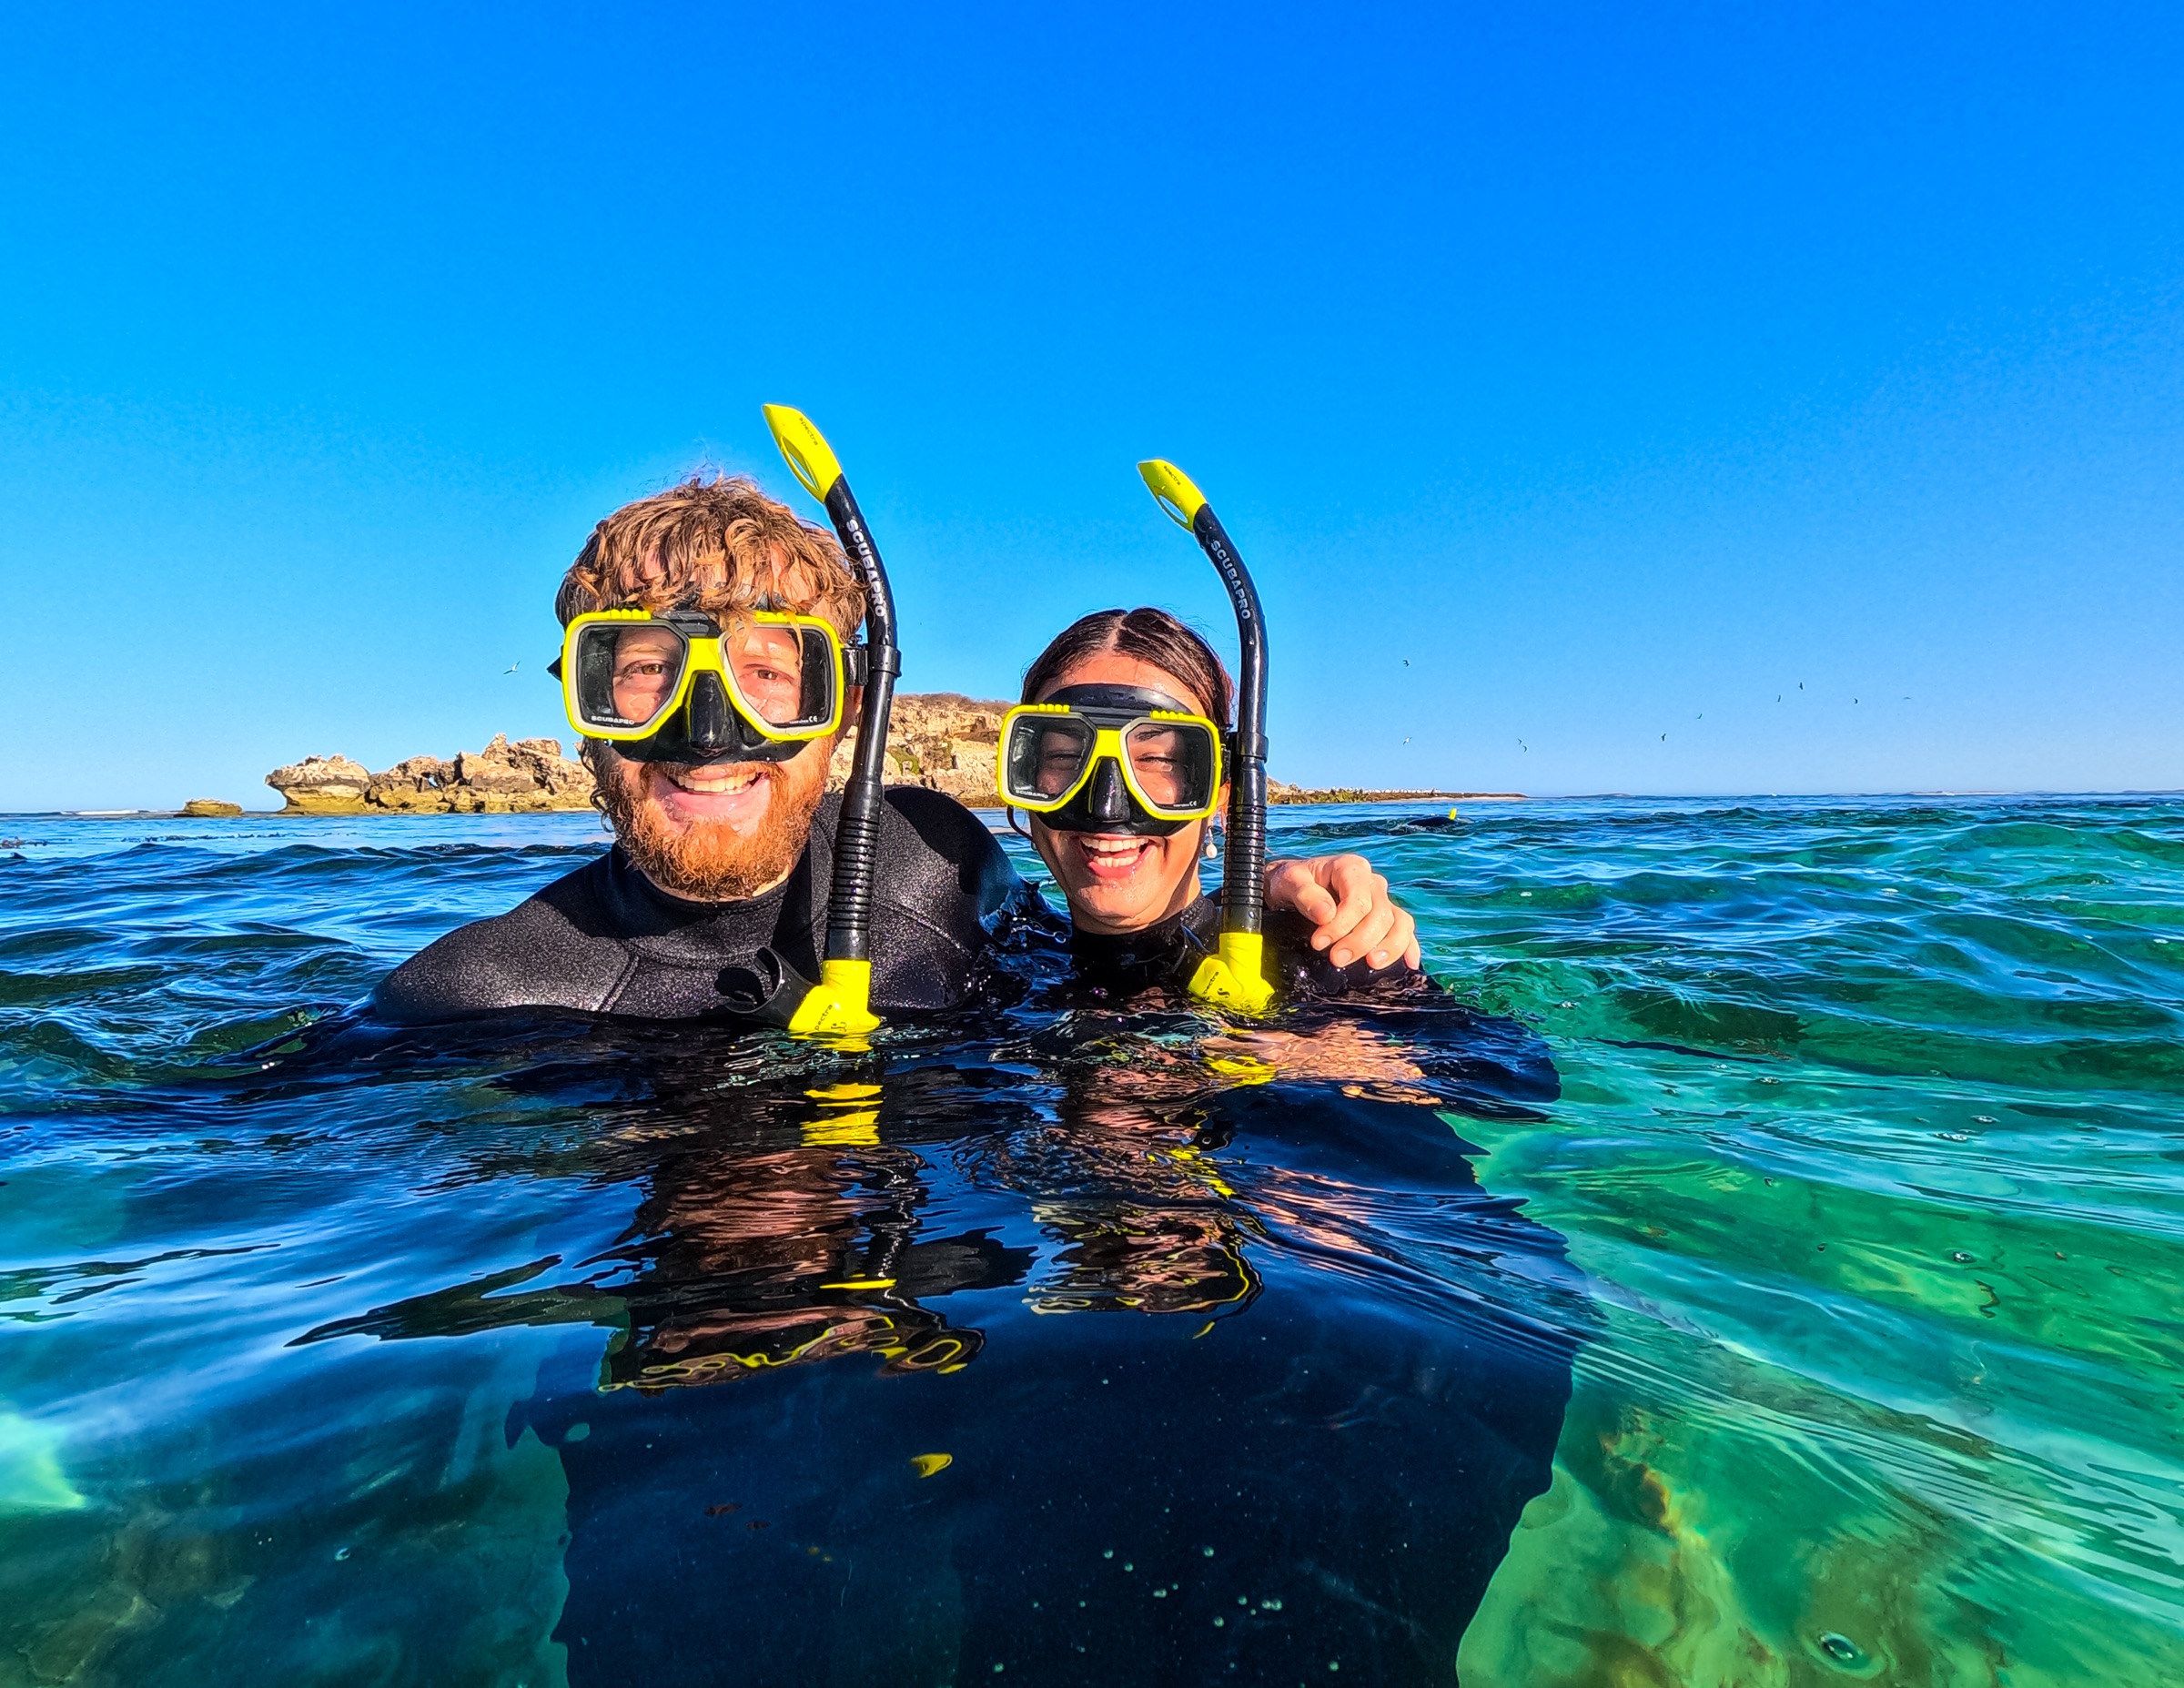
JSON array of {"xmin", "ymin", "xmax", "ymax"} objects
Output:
[{"xmin": 1262, "ymin": 854, "xmax": 1421, "ymax": 971}]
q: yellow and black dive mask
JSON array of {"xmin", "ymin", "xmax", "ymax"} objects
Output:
[
  {"xmin": 552, "ymin": 608, "xmax": 851, "ymax": 765},
  {"xmin": 998, "ymin": 683, "xmax": 1223, "ymax": 836}
]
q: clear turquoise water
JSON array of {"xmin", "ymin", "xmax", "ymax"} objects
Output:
[{"xmin": 2, "ymin": 797, "xmax": 2180, "ymax": 1685}]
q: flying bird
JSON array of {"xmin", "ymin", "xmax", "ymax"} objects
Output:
[{"xmin": 504, "ymin": 661, "xmax": 521, "ymax": 674}]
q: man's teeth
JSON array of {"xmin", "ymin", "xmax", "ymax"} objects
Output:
[
  {"xmin": 1083, "ymin": 839, "xmax": 1148, "ymax": 858},
  {"xmin": 668, "ymin": 767, "xmax": 763, "ymax": 794}
]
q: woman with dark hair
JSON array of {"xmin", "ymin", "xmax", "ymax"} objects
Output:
[{"xmin": 1004, "ymin": 606, "xmax": 1424, "ymax": 1002}]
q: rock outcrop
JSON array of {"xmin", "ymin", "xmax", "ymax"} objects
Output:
[
  {"xmin": 266, "ymin": 736, "xmax": 595, "ymax": 815},
  {"xmin": 261, "ymin": 697, "xmax": 1016, "ymax": 817},
  {"xmin": 826, "ymin": 692, "xmax": 1007, "ymax": 806}
]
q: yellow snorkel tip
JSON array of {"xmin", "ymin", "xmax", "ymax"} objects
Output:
[
  {"xmin": 785, "ymin": 956, "xmax": 881, "ymax": 1041},
  {"xmin": 1187, "ymin": 930, "xmax": 1275, "ymax": 1015},
  {"xmin": 1138, "ymin": 459, "xmax": 1208, "ymax": 530},
  {"xmin": 764, "ymin": 404, "xmax": 846, "ymax": 504}
]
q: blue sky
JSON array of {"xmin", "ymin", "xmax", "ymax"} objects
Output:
[{"xmin": 3, "ymin": 2, "xmax": 2179, "ymax": 808}]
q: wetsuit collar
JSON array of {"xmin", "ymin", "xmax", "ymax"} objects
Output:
[{"xmin": 1067, "ymin": 890, "xmax": 1223, "ymax": 994}]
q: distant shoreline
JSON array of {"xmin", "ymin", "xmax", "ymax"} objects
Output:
[
  {"xmin": 22, "ymin": 791, "xmax": 2184, "ymax": 824},
  {"xmin": 1269, "ymin": 787, "xmax": 1524, "ymax": 804},
  {"xmin": 52, "ymin": 786, "xmax": 1532, "ymax": 822}
]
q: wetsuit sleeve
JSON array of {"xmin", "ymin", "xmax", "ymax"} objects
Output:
[
  {"xmin": 371, "ymin": 858, "xmax": 632, "ymax": 1023},
  {"xmin": 864, "ymin": 786, "xmax": 1026, "ymax": 1012}
]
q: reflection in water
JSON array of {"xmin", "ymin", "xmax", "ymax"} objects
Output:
[
  {"xmin": 598, "ymin": 1139, "xmax": 1028, "ymax": 1386},
  {"xmin": 277, "ymin": 977, "xmax": 1579, "ymax": 1684},
  {"xmin": 427, "ymin": 996, "xmax": 1562, "ymax": 1686}
]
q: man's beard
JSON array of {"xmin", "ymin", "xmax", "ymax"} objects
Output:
[{"xmin": 593, "ymin": 753, "xmax": 826, "ymax": 902}]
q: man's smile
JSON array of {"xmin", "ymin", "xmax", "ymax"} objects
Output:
[{"xmin": 651, "ymin": 761, "xmax": 775, "ymax": 826}]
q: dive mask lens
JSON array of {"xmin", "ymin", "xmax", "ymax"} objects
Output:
[
  {"xmin": 569, "ymin": 619, "xmax": 691, "ymax": 736},
  {"xmin": 1002, "ymin": 713, "xmax": 1098, "ymax": 808},
  {"xmin": 721, "ymin": 617, "xmax": 842, "ymax": 736},
  {"xmin": 1122, "ymin": 718, "xmax": 1219, "ymax": 816}
]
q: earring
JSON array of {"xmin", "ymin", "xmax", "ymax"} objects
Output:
[{"xmin": 1203, "ymin": 826, "xmax": 1221, "ymax": 861}]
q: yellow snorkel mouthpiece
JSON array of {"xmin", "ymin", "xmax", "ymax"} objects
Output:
[
  {"xmin": 785, "ymin": 956, "xmax": 880, "ymax": 1040},
  {"xmin": 1189, "ymin": 930, "xmax": 1274, "ymax": 1015}
]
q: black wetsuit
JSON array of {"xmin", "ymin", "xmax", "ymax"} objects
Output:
[
  {"xmin": 1067, "ymin": 889, "xmax": 1420, "ymax": 1001},
  {"xmin": 374, "ymin": 787, "xmax": 1022, "ymax": 1023}
]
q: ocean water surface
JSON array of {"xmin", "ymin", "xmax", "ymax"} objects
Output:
[{"xmin": 1, "ymin": 796, "xmax": 2179, "ymax": 1685}]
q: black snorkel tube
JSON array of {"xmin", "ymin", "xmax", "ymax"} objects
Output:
[
  {"xmin": 1137, "ymin": 460, "xmax": 1275, "ymax": 1013},
  {"xmin": 760, "ymin": 404, "xmax": 901, "ymax": 1039}
]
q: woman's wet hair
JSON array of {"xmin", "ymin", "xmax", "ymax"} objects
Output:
[{"xmin": 1020, "ymin": 608, "xmax": 1236, "ymax": 726}]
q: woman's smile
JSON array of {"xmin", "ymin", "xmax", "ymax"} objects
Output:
[{"xmin": 1073, "ymin": 834, "xmax": 1159, "ymax": 882}]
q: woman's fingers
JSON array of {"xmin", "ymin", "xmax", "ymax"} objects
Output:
[
  {"xmin": 1318, "ymin": 861, "xmax": 1385, "ymax": 959},
  {"xmin": 1270, "ymin": 854, "xmax": 1424, "ymax": 971},
  {"xmin": 1381, "ymin": 905, "xmax": 1421, "ymax": 970},
  {"xmin": 1328, "ymin": 881, "xmax": 1395, "ymax": 965},
  {"xmin": 1266, "ymin": 858, "xmax": 1340, "ymax": 926}
]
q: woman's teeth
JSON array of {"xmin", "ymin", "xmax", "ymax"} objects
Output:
[{"xmin": 1078, "ymin": 837, "xmax": 1154, "ymax": 877}]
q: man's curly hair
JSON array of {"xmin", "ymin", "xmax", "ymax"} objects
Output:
[{"xmin": 554, "ymin": 474, "xmax": 865, "ymax": 636}]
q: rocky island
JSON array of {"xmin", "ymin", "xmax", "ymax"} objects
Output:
[
  {"xmin": 259, "ymin": 693, "xmax": 1520, "ymax": 814},
  {"xmin": 262, "ymin": 693, "xmax": 1016, "ymax": 814}
]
